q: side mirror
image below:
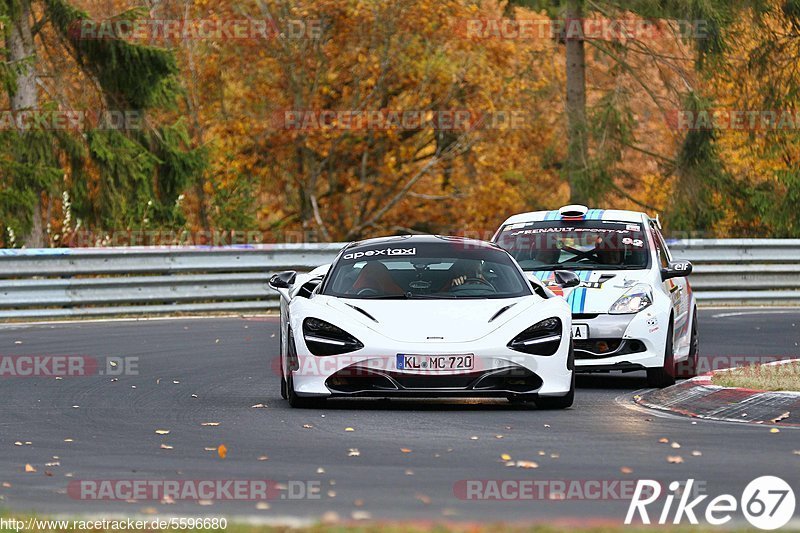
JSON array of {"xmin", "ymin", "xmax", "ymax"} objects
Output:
[
  {"xmin": 661, "ymin": 261, "xmax": 692, "ymax": 281},
  {"xmin": 268, "ymin": 271, "xmax": 297, "ymax": 290},
  {"xmin": 554, "ymin": 270, "xmax": 581, "ymax": 289}
]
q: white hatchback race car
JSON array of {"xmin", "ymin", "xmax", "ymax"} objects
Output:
[
  {"xmin": 268, "ymin": 235, "xmax": 577, "ymax": 408},
  {"xmin": 493, "ymin": 205, "xmax": 698, "ymax": 388}
]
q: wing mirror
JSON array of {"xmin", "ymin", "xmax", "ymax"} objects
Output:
[
  {"xmin": 268, "ymin": 271, "xmax": 297, "ymax": 290},
  {"xmin": 554, "ymin": 270, "xmax": 581, "ymax": 288},
  {"xmin": 661, "ymin": 261, "xmax": 693, "ymax": 281}
]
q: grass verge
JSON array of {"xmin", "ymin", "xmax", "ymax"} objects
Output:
[{"xmin": 711, "ymin": 361, "xmax": 800, "ymax": 391}]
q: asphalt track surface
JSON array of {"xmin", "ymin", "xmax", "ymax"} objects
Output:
[{"xmin": 1, "ymin": 309, "xmax": 799, "ymax": 525}]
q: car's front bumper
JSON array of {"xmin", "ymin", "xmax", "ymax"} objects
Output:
[
  {"xmin": 572, "ymin": 311, "xmax": 668, "ymax": 372},
  {"xmin": 290, "ymin": 345, "xmax": 573, "ymax": 399}
]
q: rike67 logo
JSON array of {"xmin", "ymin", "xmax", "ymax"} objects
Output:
[{"xmin": 626, "ymin": 477, "xmax": 796, "ymax": 530}]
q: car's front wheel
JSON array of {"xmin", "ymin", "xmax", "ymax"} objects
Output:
[
  {"xmin": 280, "ymin": 376, "xmax": 288, "ymax": 400},
  {"xmin": 647, "ymin": 320, "xmax": 676, "ymax": 388},
  {"xmin": 675, "ymin": 309, "xmax": 699, "ymax": 379},
  {"xmin": 286, "ymin": 372, "xmax": 324, "ymax": 409},
  {"xmin": 533, "ymin": 371, "xmax": 575, "ymax": 410},
  {"xmin": 279, "ymin": 325, "xmax": 288, "ymax": 400}
]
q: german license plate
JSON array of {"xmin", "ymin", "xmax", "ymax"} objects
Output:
[
  {"xmin": 396, "ymin": 354, "xmax": 474, "ymax": 371},
  {"xmin": 572, "ymin": 324, "xmax": 589, "ymax": 340}
]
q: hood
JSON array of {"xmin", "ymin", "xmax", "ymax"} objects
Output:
[
  {"xmin": 530, "ymin": 270, "xmax": 651, "ymax": 314},
  {"xmin": 322, "ymin": 297, "xmax": 535, "ymax": 343}
]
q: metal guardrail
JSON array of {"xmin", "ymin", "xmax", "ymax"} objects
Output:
[
  {"xmin": 0, "ymin": 245, "xmax": 344, "ymax": 319},
  {"xmin": 669, "ymin": 239, "xmax": 800, "ymax": 306},
  {"xmin": 0, "ymin": 240, "xmax": 798, "ymax": 319}
]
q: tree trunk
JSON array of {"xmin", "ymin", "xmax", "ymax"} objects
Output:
[
  {"xmin": 7, "ymin": 0, "xmax": 44, "ymax": 247},
  {"xmin": 8, "ymin": 2, "xmax": 36, "ymax": 111},
  {"xmin": 565, "ymin": 0, "xmax": 589, "ymax": 205}
]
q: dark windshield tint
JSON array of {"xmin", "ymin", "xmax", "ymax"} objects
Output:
[
  {"xmin": 495, "ymin": 220, "xmax": 650, "ymax": 271},
  {"xmin": 322, "ymin": 242, "xmax": 532, "ymax": 299}
]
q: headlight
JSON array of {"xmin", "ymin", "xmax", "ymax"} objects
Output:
[
  {"xmin": 508, "ymin": 317, "xmax": 563, "ymax": 356},
  {"xmin": 609, "ymin": 284, "xmax": 653, "ymax": 314},
  {"xmin": 302, "ymin": 318, "xmax": 364, "ymax": 356}
]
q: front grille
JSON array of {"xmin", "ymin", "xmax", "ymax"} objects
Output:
[
  {"xmin": 326, "ymin": 369, "xmax": 398, "ymax": 393},
  {"xmin": 574, "ymin": 339, "xmax": 646, "ymax": 359},
  {"xmin": 325, "ymin": 365, "xmax": 543, "ymax": 394},
  {"xmin": 386, "ymin": 370, "xmax": 487, "ymax": 389},
  {"xmin": 473, "ymin": 368, "xmax": 543, "ymax": 393}
]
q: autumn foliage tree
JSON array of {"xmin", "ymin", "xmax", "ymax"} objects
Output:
[
  {"xmin": 179, "ymin": 0, "xmax": 567, "ymax": 241},
  {"xmin": 0, "ymin": 0, "xmax": 204, "ymax": 247},
  {"xmin": 4, "ymin": 0, "xmax": 800, "ymax": 246}
]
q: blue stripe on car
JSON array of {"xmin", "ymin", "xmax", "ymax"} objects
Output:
[
  {"xmin": 568, "ymin": 272, "xmax": 579, "ymax": 313},
  {"xmin": 566, "ymin": 279, "xmax": 577, "ymax": 310},
  {"xmin": 579, "ymin": 272, "xmax": 589, "ymax": 312},
  {"xmin": 571, "ymin": 271, "xmax": 591, "ymax": 313}
]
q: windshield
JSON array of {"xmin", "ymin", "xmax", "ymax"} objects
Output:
[
  {"xmin": 322, "ymin": 242, "xmax": 532, "ymax": 299},
  {"xmin": 494, "ymin": 220, "xmax": 650, "ymax": 271}
]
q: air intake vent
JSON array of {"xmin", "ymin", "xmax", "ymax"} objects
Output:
[{"xmin": 489, "ymin": 304, "xmax": 517, "ymax": 323}]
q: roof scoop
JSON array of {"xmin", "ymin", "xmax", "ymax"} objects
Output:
[{"xmin": 559, "ymin": 205, "xmax": 589, "ymax": 218}]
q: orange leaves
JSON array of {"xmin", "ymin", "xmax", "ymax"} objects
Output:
[
  {"xmin": 61, "ymin": 0, "xmax": 758, "ymax": 239},
  {"xmin": 156, "ymin": 0, "xmax": 572, "ymax": 240}
]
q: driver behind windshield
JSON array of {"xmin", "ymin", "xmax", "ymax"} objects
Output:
[
  {"xmin": 323, "ymin": 242, "xmax": 530, "ymax": 299},
  {"xmin": 444, "ymin": 259, "xmax": 488, "ymax": 291},
  {"xmin": 497, "ymin": 223, "xmax": 649, "ymax": 271},
  {"xmin": 594, "ymin": 235, "xmax": 623, "ymax": 266}
]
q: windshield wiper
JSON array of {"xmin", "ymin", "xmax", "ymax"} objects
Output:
[
  {"xmin": 528, "ymin": 264, "xmax": 625, "ymax": 271},
  {"xmin": 568, "ymin": 265, "xmax": 626, "ymax": 270},
  {"xmin": 351, "ymin": 294, "xmax": 410, "ymax": 300},
  {"xmin": 406, "ymin": 293, "xmax": 457, "ymax": 299},
  {"xmin": 347, "ymin": 292, "xmax": 485, "ymax": 300}
]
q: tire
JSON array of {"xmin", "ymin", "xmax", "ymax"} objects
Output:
[
  {"xmin": 280, "ymin": 376, "xmax": 288, "ymax": 400},
  {"xmin": 647, "ymin": 319, "xmax": 676, "ymax": 388},
  {"xmin": 675, "ymin": 308, "xmax": 699, "ymax": 379},
  {"xmin": 507, "ymin": 394, "xmax": 536, "ymax": 405},
  {"xmin": 282, "ymin": 326, "xmax": 321, "ymax": 407},
  {"xmin": 286, "ymin": 373, "xmax": 324, "ymax": 409},
  {"xmin": 279, "ymin": 325, "xmax": 288, "ymax": 400},
  {"xmin": 534, "ymin": 371, "xmax": 575, "ymax": 410}
]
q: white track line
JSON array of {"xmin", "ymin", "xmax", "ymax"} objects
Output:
[
  {"xmin": 710, "ymin": 309, "xmax": 800, "ymax": 318},
  {"xmin": 0, "ymin": 314, "xmax": 278, "ymax": 329}
]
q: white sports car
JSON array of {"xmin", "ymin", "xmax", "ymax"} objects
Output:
[
  {"xmin": 268, "ymin": 235, "xmax": 577, "ymax": 408},
  {"xmin": 493, "ymin": 205, "xmax": 698, "ymax": 388}
]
